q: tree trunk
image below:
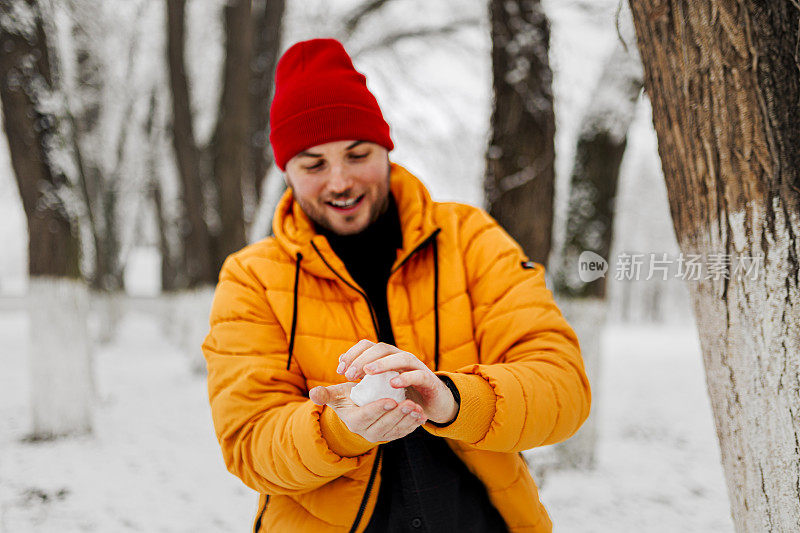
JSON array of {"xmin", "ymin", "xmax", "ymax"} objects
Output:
[
  {"xmin": 630, "ymin": 2, "xmax": 800, "ymax": 530},
  {"xmin": 67, "ymin": 2, "xmax": 125, "ymax": 292},
  {"xmin": 0, "ymin": 0, "xmax": 81, "ymax": 278},
  {"xmin": 485, "ymin": 0, "xmax": 556, "ymax": 264},
  {"xmin": 142, "ymin": 86, "xmax": 180, "ymax": 292},
  {"xmin": 210, "ymin": 0, "xmax": 251, "ymax": 271},
  {"xmin": 248, "ymin": 0, "xmax": 284, "ymax": 208},
  {"xmin": 165, "ymin": 0, "xmax": 215, "ymax": 287},
  {"xmin": 0, "ymin": 0, "xmax": 93, "ymax": 438},
  {"xmin": 551, "ymin": 28, "xmax": 643, "ymax": 470},
  {"xmin": 166, "ymin": 0, "xmax": 285, "ymax": 283},
  {"xmin": 555, "ymin": 40, "xmax": 643, "ymax": 298}
]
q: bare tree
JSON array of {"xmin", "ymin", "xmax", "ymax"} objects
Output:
[
  {"xmin": 0, "ymin": 0, "xmax": 92, "ymax": 438},
  {"xmin": 211, "ymin": 0, "xmax": 251, "ymax": 267},
  {"xmin": 165, "ymin": 0, "xmax": 285, "ymax": 286},
  {"xmin": 0, "ymin": 2, "xmax": 80, "ymax": 279},
  {"xmin": 248, "ymin": 0, "xmax": 284, "ymax": 208},
  {"xmin": 630, "ymin": 1, "xmax": 800, "ymax": 529},
  {"xmin": 555, "ymin": 42, "xmax": 643, "ymax": 298},
  {"xmin": 485, "ymin": 0, "xmax": 555, "ymax": 264},
  {"xmin": 551, "ymin": 32, "xmax": 644, "ymax": 470},
  {"xmin": 165, "ymin": 0, "xmax": 216, "ymax": 287}
]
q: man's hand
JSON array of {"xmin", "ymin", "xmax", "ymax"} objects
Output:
[
  {"xmin": 337, "ymin": 340, "xmax": 459, "ymax": 424},
  {"xmin": 309, "ymin": 381, "xmax": 427, "ymax": 443}
]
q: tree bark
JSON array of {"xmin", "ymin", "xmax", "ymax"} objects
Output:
[
  {"xmin": 248, "ymin": 0, "xmax": 284, "ymax": 207},
  {"xmin": 165, "ymin": 0, "xmax": 215, "ymax": 287},
  {"xmin": 485, "ymin": 0, "xmax": 556, "ymax": 264},
  {"xmin": 0, "ymin": 0, "xmax": 81, "ymax": 278},
  {"xmin": 555, "ymin": 41, "xmax": 643, "ymax": 298},
  {"xmin": 630, "ymin": 1, "xmax": 800, "ymax": 530},
  {"xmin": 210, "ymin": 0, "xmax": 251, "ymax": 271},
  {"xmin": 67, "ymin": 2, "xmax": 125, "ymax": 292},
  {"xmin": 166, "ymin": 0, "xmax": 285, "ymax": 283}
]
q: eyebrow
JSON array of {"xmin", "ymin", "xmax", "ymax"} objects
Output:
[{"xmin": 297, "ymin": 141, "xmax": 365, "ymax": 159}]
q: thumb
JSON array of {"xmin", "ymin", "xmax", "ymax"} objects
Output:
[{"xmin": 309, "ymin": 383, "xmax": 354, "ymax": 407}]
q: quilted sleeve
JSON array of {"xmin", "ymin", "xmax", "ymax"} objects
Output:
[
  {"xmin": 424, "ymin": 208, "xmax": 591, "ymax": 451},
  {"xmin": 202, "ymin": 253, "xmax": 377, "ymax": 496}
]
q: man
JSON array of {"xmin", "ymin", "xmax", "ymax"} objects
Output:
[{"xmin": 203, "ymin": 38, "xmax": 591, "ymax": 533}]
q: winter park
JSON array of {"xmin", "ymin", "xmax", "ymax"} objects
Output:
[{"xmin": 1, "ymin": 0, "xmax": 798, "ymax": 532}]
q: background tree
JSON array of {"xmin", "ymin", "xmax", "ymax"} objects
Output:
[
  {"xmin": 485, "ymin": 0, "xmax": 555, "ymax": 264},
  {"xmin": 552, "ymin": 30, "xmax": 643, "ymax": 469},
  {"xmin": 0, "ymin": 0, "xmax": 92, "ymax": 438},
  {"xmin": 64, "ymin": 0, "xmax": 132, "ymax": 293},
  {"xmin": 630, "ymin": 1, "xmax": 800, "ymax": 529},
  {"xmin": 164, "ymin": 0, "xmax": 285, "ymax": 288}
]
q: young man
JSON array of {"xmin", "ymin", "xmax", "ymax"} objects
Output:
[{"xmin": 203, "ymin": 38, "xmax": 591, "ymax": 533}]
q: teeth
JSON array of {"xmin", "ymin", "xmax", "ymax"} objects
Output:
[{"xmin": 331, "ymin": 197, "xmax": 359, "ymax": 207}]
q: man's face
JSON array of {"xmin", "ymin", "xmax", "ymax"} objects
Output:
[{"xmin": 284, "ymin": 140, "xmax": 391, "ymax": 236}]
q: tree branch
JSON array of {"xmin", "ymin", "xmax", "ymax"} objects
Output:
[
  {"xmin": 343, "ymin": 0, "xmax": 395, "ymax": 36},
  {"xmin": 351, "ymin": 17, "xmax": 481, "ymax": 57}
]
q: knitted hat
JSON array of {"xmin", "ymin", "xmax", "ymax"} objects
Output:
[{"xmin": 269, "ymin": 38, "xmax": 394, "ymax": 170}]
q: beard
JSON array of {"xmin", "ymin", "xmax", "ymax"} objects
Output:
[{"xmin": 291, "ymin": 165, "xmax": 391, "ymax": 236}]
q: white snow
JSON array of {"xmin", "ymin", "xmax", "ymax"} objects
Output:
[
  {"xmin": 0, "ymin": 310, "xmax": 255, "ymax": 532},
  {"xmin": 349, "ymin": 371, "xmax": 406, "ymax": 407}
]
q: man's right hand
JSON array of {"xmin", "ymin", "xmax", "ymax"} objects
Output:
[{"xmin": 309, "ymin": 382, "xmax": 427, "ymax": 442}]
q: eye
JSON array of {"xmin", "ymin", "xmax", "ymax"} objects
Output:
[
  {"xmin": 303, "ymin": 160, "xmax": 325, "ymax": 171},
  {"xmin": 349, "ymin": 151, "xmax": 369, "ymax": 160}
]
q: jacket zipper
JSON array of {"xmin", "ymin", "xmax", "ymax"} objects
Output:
[
  {"xmin": 310, "ymin": 234, "xmax": 436, "ymax": 532},
  {"xmin": 311, "ymin": 241, "xmax": 381, "ymax": 337},
  {"xmin": 311, "ymin": 240, "xmax": 385, "ymax": 533},
  {"xmin": 390, "ymin": 229, "xmax": 441, "ymax": 275},
  {"xmin": 253, "ymin": 495, "xmax": 269, "ymax": 533},
  {"xmin": 348, "ymin": 446, "xmax": 383, "ymax": 533}
]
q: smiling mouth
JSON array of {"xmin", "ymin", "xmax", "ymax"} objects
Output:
[{"xmin": 327, "ymin": 194, "xmax": 365, "ymax": 211}]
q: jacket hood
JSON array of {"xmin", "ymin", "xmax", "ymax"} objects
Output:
[{"xmin": 272, "ymin": 162, "xmax": 440, "ymax": 282}]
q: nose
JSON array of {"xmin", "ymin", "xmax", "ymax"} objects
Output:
[{"xmin": 327, "ymin": 162, "xmax": 353, "ymax": 194}]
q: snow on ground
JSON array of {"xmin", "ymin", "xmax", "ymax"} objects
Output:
[
  {"xmin": 0, "ymin": 311, "xmax": 255, "ymax": 533},
  {"xmin": 0, "ymin": 307, "xmax": 733, "ymax": 532},
  {"xmin": 540, "ymin": 324, "xmax": 734, "ymax": 532}
]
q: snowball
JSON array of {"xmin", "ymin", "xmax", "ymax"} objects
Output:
[{"xmin": 349, "ymin": 371, "xmax": 406, "ymax": 407}]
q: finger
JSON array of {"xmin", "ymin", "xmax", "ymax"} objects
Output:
[
  {"xmin": 309, "ymin": 382, "xmax": 355, "ymax": 407},
  {"xmin": 349, "ymin": 398, "xmax": 400, "ymax": 434},
  {"xmin": 363, "ymin": 403, "xmax": 408, "ymax": 439},
  {"xmin": 388, "ymin": 369, "xmax": 437, "ymax": 391},
  {"xmin": 363, "ymin": 352, "xmax": 425, "ymax": 376},
  {"xmin": 344, "ymin": 343, "xmax": 401, "ymax": 381},
  {"xmin": 309, "ymin": 386, "xmax": 327, "ymax": 405},
  {"xmin": 388, "ymin": 409, "xmax": 428, "ymax": 440},
  {"xmin": 337, "ymin": 339, "xmax": 375, "ymax": 375},
  {"xmin": 365, "ymin": 400, "xmax": 425, "ymax": 441}
]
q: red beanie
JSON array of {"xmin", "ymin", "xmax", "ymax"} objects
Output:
[{"xmin": 269, "ymin": 39, "xmax": 394, "ymax": 170}]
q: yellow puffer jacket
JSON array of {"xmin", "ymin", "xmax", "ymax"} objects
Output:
[{"xmin": 203, "ymin": 163, "xmax": 591, "ymax": 532}]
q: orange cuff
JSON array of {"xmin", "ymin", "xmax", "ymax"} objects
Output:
[
  {"xmin": 423, "ymin": 371, "xmax": 496, "ymax": 443},
  {"xmin": 319, "ymin": 405, "xmax": 378, "ymax": 457}
]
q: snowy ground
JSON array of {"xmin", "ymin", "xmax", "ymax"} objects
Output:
[{"xmin": 0, "ymin": 307, "xmax": 733, "ymax": 532}]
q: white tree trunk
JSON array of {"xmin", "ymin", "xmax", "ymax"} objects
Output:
[
  {"xmin": 552, "ymin": 297, "xmax": 604, "ymax": 469},
  {"xmin": 27, "ymin": 277, "xmax": 94, "ymax": 438},
  {"xmin": 165, "ymin": 287, "xmax": 215, "ymax": 375},
  {"xmin": 690, "ymin": 200, "xmax": 800, "ymax": 531}
]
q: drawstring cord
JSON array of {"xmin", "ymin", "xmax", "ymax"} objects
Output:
[
  {"xmin": 286, "ymin": 252, "xmax": 302, "ymax": 370},
  {"xmin": 432, "ymin": 235, "xmax": 440, "ymax": 371}
]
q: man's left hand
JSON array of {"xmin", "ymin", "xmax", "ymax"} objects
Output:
[{"xmin": 337, "ymin": 340, "xmax": 458, "ymax": 424}]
